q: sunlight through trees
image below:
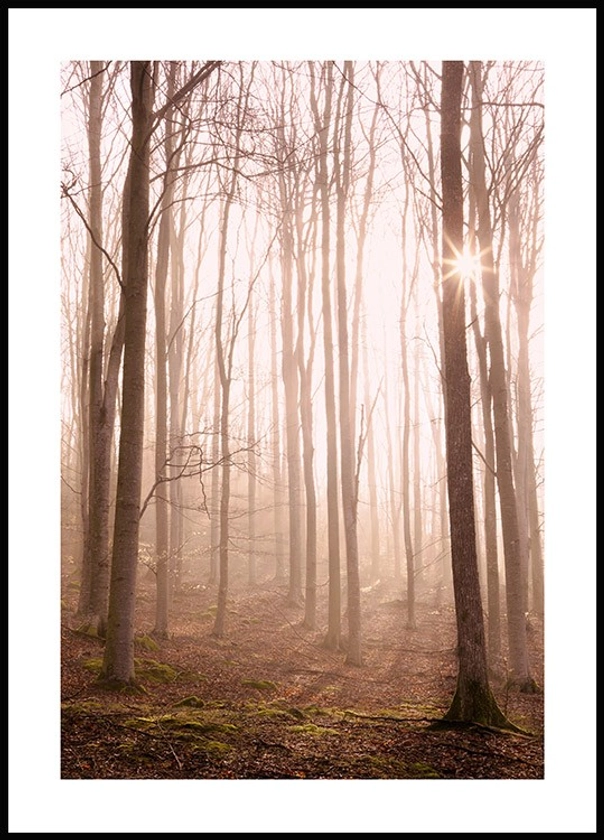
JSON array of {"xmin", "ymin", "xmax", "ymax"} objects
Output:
[{"xmin": 60, "ymin": 58, "xmax": 545, "ymax": 713}]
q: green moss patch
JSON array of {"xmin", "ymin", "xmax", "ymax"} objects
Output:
[
  {"xmin": 241, "ymin": 678, "xmax": 278, "ymax": 692},
  {"xmin": 83, "ymin": 657, "xmax": 103, "ymax": 674},
  {"xmin": 193, "ymin": 740, "xmax": 232, "ymax": 755},
  {"xmin": 172, "ymin": 695, "xmax": 205, "ymax": 708},
  {"xmin": 408, "ymin": 761, "xmax": 441, "ymax": 778},
  {"xmin": 134, "ymin": 634, "xmax": 160, "ymax": 652},
  {"xmin": 134, "ymin": 658, "xmax": 179, "ymax": 683},
  {"xmin": 288, "ymin": 722, "xmax": 339, "ymax": 736}
]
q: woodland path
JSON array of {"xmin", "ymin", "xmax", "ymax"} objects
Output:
[{"xmin": 61, "ymin": 575, "xmax": 544, "ymax": 780}]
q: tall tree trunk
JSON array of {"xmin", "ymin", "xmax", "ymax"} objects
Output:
[
  {"xmin": 508, "ymin": 193, "xmax": 544, "ymax": 617},
  {"xmin": 412, "ymin": 291, "xmax": 424, "ymax": 592},
  {"xmin": 102, "ymin": 61, "xmax": 153, "ymax": 685},
  {"xmin": 505, "ymin": 255, "xmax": 530, "ymax": 619},
  {"xmin": 212, "ymin": 194, "xmax": 234, "ymax": 639},
  {"xmin": 269, "ymin": 264, "xmax": 286, "ymax": 582},
  {"xmin": 77, "ymin": 60, "xmax": 103, "ymax": 625},
  {"xmin": 309, "ymin": 61, "xmax": 341, "ymax": 650},
  {"xmin": 77, "ymin": 60, "xmax": 119, "ymax": 635},
  {"xmin": 400, "ymin": 209, "xmax": 416, "ymax": 630},
  {"xmin": 419, "ymin": 67, "xmax": 451, "ymax": 604},
  {"xmin": 439, "ymin": 60, "xmax": 509, "ymax": 726},
  {"xmin": 349, "ymin": 88, "xmax": 379, "ymax": 449},
  {"xmin": 422, "ymin": 370, "xmax": 451, "ymax": 604},
  {"xmin": 384, "ymin": 362, "xmax": 402, "ymax": 584},
  {"xmin": 295, "ymin": 203, "xmax": 318, "ymax": 629},
  {"xmin": 362, "ymin": 313, "xmax": 381, "ymax": 583},
  {"xmin": 76, "ymin": 261, "xmax": 91, "ymax": 614},
  {"xmin": 168, "ymin": 190, "xmax": 188, "ymax": 592},
  {"xmin": 152, "ymin": 62, "xmax": 176, "ymax": 638},
  {"xmin": 279, "ymin": 211, "xmax": 304, "ymax": 606},
  {"xmin": 469, "ymin": 280, "xmax": 502, "ymax": 663},
  {"xmin": 274, "ymin": 72, "xmax": 304, "ymax": 606},
  {"xmin": 247, "ymin": 286, "xmax": 257, "ymax": 587},
  {"xmin": 63, "ymin": 259, "xmax": 87, "ymax": 578},
  {"xmin": 209, "ymin": 350, "xmax": 221, "ymax": 585},
  {"xmin": 334, "ymin": 62, "xmax": 362, "ymax": 666},
  {"xmin": 212, "ymin": 62, "xmax": 251, "ymax": 636},
  {"xmin": 469, "ymin": 61, "xmax": 537, "ymax": 691}
]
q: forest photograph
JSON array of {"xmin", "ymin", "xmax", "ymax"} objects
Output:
[{"xmin": 9, "ymin": 9, "xmax": 596, "ymax": 835}]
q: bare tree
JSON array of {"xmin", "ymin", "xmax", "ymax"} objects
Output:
[
  {"xmin": 212, "ymin": 65, "xmax": 250, "ymax": 638},
  {"xmin": 68, "ymin": 61, "xmax": 126, "ymax": 635},
  {"xmin": 468, "ymin": 61, "xmax": 538, "ymax": 691},
  {"xmin": 152, "ymin": 61, "xmax": 178, "ymax": 638},
  {"xmin": 101, "ymin": 61, "xmax": 155, "ymax": 684},
  {"xmin": 268, "ymin": 261, "xmax": 286, "ymax": 582},
  {"xmin": 102, "ymin": 60, "xmax": 221, "ymax": 683},
  {"xmin": 400, "ymin": 196, "xmax": 417, "ymax": 630},
  {"xmin": 508, "ymin": 179, "xmax": 544, "ymax": 617},
  {"xmin": 309, "ymin": 61, "xmax": 341, "ymax": 650},
  {"xmin": 293, "ymin": 173, "xmax": 320, "ymax": 629},
  {"xmin": 469, "ymin": 278, "xmax": 502, "ymax": 662},
  {"xmin": 333, "ymin": 61, "xmax": 363, "ymax": 665},
  {"xmin": 246, "ymin": 282, "xmax": 258, "ymax": 587},
  {"xmin": 277, "ymin": 166, "xmax": 304, "ymax": 607},
  {"xmin": 361, "ymin": 311, "xmax": 381, "ymax": 583},
  {"xmin": 439, "ymin": 60, "xmax": 510, "ymax": 726}
]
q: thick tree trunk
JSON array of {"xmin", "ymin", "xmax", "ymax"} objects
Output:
[
  {"xmin": 440, "ymin": 60, "xmax": 509, "ymax": 727},
  {"xmin": 102, "ymin": 61, "xmax": 153, "ymax": 685}
]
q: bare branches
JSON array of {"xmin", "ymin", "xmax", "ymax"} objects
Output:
[
  {"xmin": 61, "ymin": 181, "xmax": 123, "ymax": 290},
  {"xmin": 152, "ymin": 60, "xmax": 222, "ymax": 126},
  {"xmin": 139, "ymin": 437, "xmax": 260, "ymax": 522},
  {"xmin": 61, "ymin": 62, "xmax": 111, "ymax": 98}
]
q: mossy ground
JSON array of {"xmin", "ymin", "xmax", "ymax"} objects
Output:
[{"xmin": 61, "ymin": 579, "xmax": 544, "ymax": 779}]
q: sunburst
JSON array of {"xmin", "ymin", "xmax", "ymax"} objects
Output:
[{"xmin": 442, "ymin": 239, "xmax": 486, "ymax": 283}]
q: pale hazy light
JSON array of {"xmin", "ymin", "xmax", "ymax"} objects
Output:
[{"xmin": 455, "ymin": 243, "xmax": 481, "ymax": 280}]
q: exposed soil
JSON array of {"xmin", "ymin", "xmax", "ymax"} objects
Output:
[{"xmin": 61, "ymin": 573, "xmax": 544, "ymax": 780}]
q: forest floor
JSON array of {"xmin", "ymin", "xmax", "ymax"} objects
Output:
[{"xmin": 61, "ymin": 572, "xmax": 544, "ymax": 780}]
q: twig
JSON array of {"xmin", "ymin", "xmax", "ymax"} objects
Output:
[{"xmin": 154, "ymin": 718, "xmax": 184, "ymax": 771}]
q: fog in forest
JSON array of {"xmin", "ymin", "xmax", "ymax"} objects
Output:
[
  {"xmin": 59, "ymin": 56, "xmax": 545, "ymax": 658},
  {"xmin": 10, "ymin": 9, "xmax": 596, "ymax": 835}
]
